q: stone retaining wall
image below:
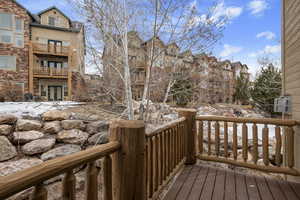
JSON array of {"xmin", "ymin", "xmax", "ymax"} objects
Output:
[{"xmin": 0, "ymin": 111, "xmax": 109, "ymax": 177}]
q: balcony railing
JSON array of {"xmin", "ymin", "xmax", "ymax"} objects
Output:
[
  {"xmin": 0, "ymin": 111, "xmax": 299, "ymax": 200},
  {"xmin": 33, "ymin": 67, "xmax": 68, "ymax": 77},
  {"xmin": 32, "ymin": 43, "xmax": 70, "ymax": 56}
]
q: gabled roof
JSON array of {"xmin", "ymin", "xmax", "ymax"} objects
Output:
[
  {"xmin": 167, "ymin": 42, "xmax": 179, "ymax": 49},
  {"xmin": 37, "ymin": 6, "xmax": 71, "ymax": 24},
  {"xmin": 143, "ymin": 36, "xmax": 165, "ymax": 46},
  {"xmin": 13, "ymin": 0, "xmax": 39, "ymax": 22}
]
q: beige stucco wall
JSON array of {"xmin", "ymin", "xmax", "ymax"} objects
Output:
[
  {"xmin": 283, "ymin": 0, "xmax": 300, "ymax": 182},
  {"xmin": 40, "ymin": 9, "xmax": 70, "ymax": 29},
  {"xmin": 31, "ymin": 26, "xmax": 85, "ymax": 74}
]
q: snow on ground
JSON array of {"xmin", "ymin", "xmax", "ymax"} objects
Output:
[{"xmin": 0, "ymin": 102, "xmax": 83, "ymax": 118}]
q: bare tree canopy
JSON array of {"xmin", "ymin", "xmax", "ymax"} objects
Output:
[{"xmin": 70, "ymin": 0, "xmax": 227, "ymax": 120}]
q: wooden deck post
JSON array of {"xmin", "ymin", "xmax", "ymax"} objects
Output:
[
  {"xmin": 178, "ymin": 109, "xmax": 197, "ymax": 165},
  {"xmin": 109, "ymin": 119, "xmax": 146, "ymax": 200}
]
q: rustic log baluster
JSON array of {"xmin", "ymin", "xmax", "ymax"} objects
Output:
[
  {"xmin": 160, "ymin": 132, "xmax": 165, "ymax": 183},
  {"xmin": 164, "ymin": 130, "xmax": 168, "ymax": 180},
  {"xmin": 215, "ymin": 121, "xmax": 220, "ymax": 156},
  {"xmin": 31, "ymin": 183, "xmax": 48, "ymax": 200},
  {"xmin": 198, "ymin": 121, "xmax": 204, "ymax": 154},
  {"xmin": 252, "ymin": 123, "xmax": 258, "ymax": 164},
  {"xmin": 275, "ymin": 126, "xmax": 282, "ymax": 166},
  {"xmin": 166, "ymin": 129, "xmax": 171, "ymax": 177},
  {"xmin": 242, "ymin": 123, "xmax": 248, "ymax": 162},
  {"xmin": 262, "ymin": 124, "xmax": 269, "ymax": 166},
  {"xmin": 153, "ymin": 136, "xmax": 157, "ymax": 194},
  {"xmin": 85, "ymin": 161, "xmax": 99, "ymax": 200},
  {"xmin": 208, "ymin": 121, "xmax": 212, "ymax": 155},
  {"xmin": 62, "ymin": 170, "xmax": 76, "ymax": 200},
  {"xmin": 103, "ymin": 155, "xmax": 112, "ymax": 200},
  {"xmin": 157, "ymin": 134, "xmax": 162, "ymax": 188},
  {"xmin": 224, "ymin": 122, "xmax": 228, "ymax": 158},
  {"xmin": 145, "ymin": 140, "xmax": 148, "ymax": 199},
  {"xmin": 286, "ymin": 126, "xmax": 295, "ymax": 168},
  {"xmin": 148, "ymin": 138, "xmax": 153, "ymax": 198},
  {"xmin": 233, "ymin": 123, "xmax": 238, "ymax": 160}
]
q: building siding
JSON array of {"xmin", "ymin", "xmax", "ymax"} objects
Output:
[
  {"xmin": 283, "ymin": 0, "xmax": 300, "ymax": 181},
  {"xmin": 0, "ymin": 0, "xmax": 32, "ymax": 95}
]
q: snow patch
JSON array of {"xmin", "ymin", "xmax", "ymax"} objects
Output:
[{"xmin": 0, "ymin": 102, "xmax": 83, "ymax": 118}]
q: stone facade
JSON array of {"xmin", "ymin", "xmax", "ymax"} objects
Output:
[
  {"xmin": 0, "ymin": 1, "xmax": 86, "ymax": 101},
  {"xmin": 0, "ymin": 0, "xmax": 32, "ymax": 98}
]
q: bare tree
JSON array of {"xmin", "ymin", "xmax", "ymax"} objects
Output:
[{"xmin": 71, "ymin": 0, "xmax": 226, "ymax": 121}]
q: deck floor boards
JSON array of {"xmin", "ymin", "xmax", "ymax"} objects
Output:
[{"xmin": 163, "ymin": 164, "xmax": 300, "ymax": 200}]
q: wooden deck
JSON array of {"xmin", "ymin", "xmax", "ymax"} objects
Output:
[{"xmin": 163, "ymin": 164, "xmax": 300, "ymax": 200}]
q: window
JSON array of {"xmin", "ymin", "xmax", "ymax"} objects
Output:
[
  {"xmin": 15, "ymin": 18, "xmax": 23, "ymax": 33},
  {"xmin": 0, "ymin": 56, "xmax": 16, "ymax": 71},
  {"xmin": 0, "ymin": 30, "xmax": 13, "ymax": 43},
  {"xmin": 48, "ymin": 17, "xmax": 56, "ymax": 26},
  {"xmin": 0, "ymin": 13, "xmax": 13, "ymax": 29},
  {"xmin": 40, "ymin": 85, "xmax": 47, "ymax": 96},
  {"xmin": 63, "ymin": 85, "xmax": 68, "ymax": 97},
  {"xmin": 15, "ymin": 34, "xmax": 24, "ymax": 47}
]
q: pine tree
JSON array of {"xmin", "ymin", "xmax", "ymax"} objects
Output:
[
  {"xmin": 171, "ymin": 72, "xmax": 193, "ymax": 106},
  {"xmin": 251, "ymin": 64, "xmax": 281, "ymax": 114},
  {"xmin": 234, "ymin": 73, "xmax": 251, "ymax": 105}
]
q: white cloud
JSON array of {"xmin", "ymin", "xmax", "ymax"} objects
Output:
[
  {"xmin": 249, "ymin": 44, "xmax": 281, "ymax": 58},
  {"xmin": 248, "ymin": 0, "xmax": 268, "ymax": 16},
  {"xmin": 256, "ymin": 31, "xmax": 276, "ymax": 40},
  {"xmin": 220, "ymin": 44, "xmax": 243, "ymax": 57},
  {"xmin": 199, "ymin": 1, "xmax": 243, "ymax": 27}
]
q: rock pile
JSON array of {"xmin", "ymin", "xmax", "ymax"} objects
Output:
[{"xmin": 0, "ymin": 111, "xmax": 109, "ymax": 177}]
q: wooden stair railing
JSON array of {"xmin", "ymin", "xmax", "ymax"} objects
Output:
[{"xmin": 196, "ymin": 116, "xmax": 300, "ymax": 176}]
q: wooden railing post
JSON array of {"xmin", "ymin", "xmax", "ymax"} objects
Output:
[
  {"xmin": 109, "ymin": 119, "xmax": 146, "ymax": 200},
  {"xmin": 178, "ymin": 109, "xmax": 197, "ymax": 165}
]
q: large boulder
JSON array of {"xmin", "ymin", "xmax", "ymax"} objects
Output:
[
  {"xmin": 13, "ymin": 131, "xmax": 44, "ymax": 144},
  {"xmin": 61, "ymin": 120, "xmax": 85, "ymax": 130},
  {"xmin": 0, "ymin": 136, "xmax": 17, "ymax": 161},
  {"xmin": 22, "ymin": 138, "xmax": 56, "ymax": 155},
  {"xmin": 41, "ymin": 144, "xmax": 81, "ymax": 161},
  {"xmin": 86, "ymin": 121, "xmax": 109, "ymax": 135},
  {"xmin": 57, "ymin": 129, "xmax": 89, "ymax": 144},
  {"xmin": 0, "ymin": 158, "xmax": 43, "ymax": 176},
  {"xmin": 88, "ymin": 131, "xmax": 108, "ymax": 145},
  {"xmin": 43, "ymin": 121, "xmax": 61, "ymax": 134},
  {"xmin": 16, "ymin": 119, "xmax": 42, "ymax": 131},
  {"xmin": 42, "ymin": 110, "xmax": 70, "ymax": 121},
  {"xmin": 0, "ymin": 124, "xmax": 13, "ymax": 136},
  {"xmin": 0, "ymin": 114, "xmax": 17, "ymax": 125}
]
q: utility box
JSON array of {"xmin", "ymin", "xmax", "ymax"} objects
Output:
[{"xmin": 274, "ymin": 96, "xmax": 292, "ymax": 113}]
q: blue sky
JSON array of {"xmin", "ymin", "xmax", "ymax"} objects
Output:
[{"xmin": 18, "ymin": 0, "xmax": 281, "ymax": 76}]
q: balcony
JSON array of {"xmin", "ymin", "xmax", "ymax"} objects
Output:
[
  {"xmin": 33, "ymin": 67, "xmax": 68, "ymax": 78},
  {"xmin": 0, "ymin": 111, "xmax": 300, "ymax": 200},
  {"xmin": 32, "ymin": 43, "xmax": 70, "ymax": 56}
]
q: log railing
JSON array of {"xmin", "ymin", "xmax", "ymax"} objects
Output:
[
  {"xmin": 196, "ymin": 116, "xmax": 300, "ymax": 176},
  {"xmin": 1, "ymin": 110, "xmax": 299, "ymax": 200},
  {"xmin": 0, "ymin": 142, "xmax": 120, "ymax": 199},
  {"xmin": 145, "ymin": 117, "xmax": 187, "ymax": 199}
]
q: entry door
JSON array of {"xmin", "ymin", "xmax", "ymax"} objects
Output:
[{"xmin": 48, "ymin": 86, "xmax": 63, "ymax": 101}]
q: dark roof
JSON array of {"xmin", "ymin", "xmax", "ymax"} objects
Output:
[
  {"xmin": 37, "ymin": 6, "xmax": 72, "ymax": 24},
  {"xmin": 30, "ymin": 22, "xmax": 81, "ymax": 33}
]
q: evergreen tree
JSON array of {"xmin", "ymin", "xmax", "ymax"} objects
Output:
[
  {"xmin": 251, "ymin": 64, "xmax": 282, "ymax": 114},
  {"xmin": 234, "ymin": 73, "xmax": 251, "ymax": 105},
  {"xmin": 171, "ymin": 72, "xmax": 193, "ymax": 106}
]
